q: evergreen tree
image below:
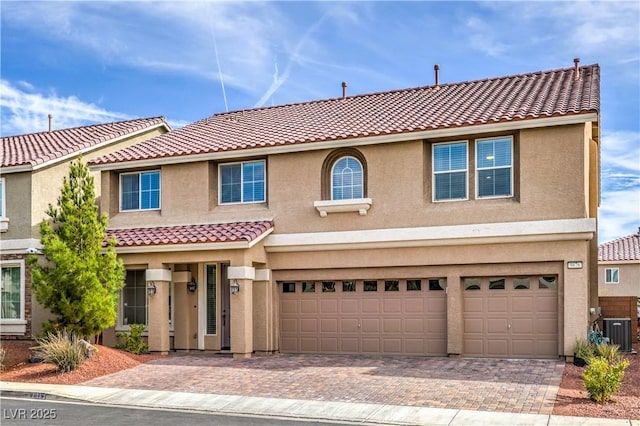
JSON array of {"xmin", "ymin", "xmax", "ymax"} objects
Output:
[{"xmin": 28, "ymin": 157, "xmax": 124, "ymax": 338}]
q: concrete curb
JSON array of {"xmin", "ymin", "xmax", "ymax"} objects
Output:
[{"xmin": 1, "ymin": 382, "xmax": 637, "ymax": 426}]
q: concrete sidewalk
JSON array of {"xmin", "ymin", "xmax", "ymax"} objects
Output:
[{"xmin": 1, "ymin": 382, "xmax": 637, "ymax": 426}]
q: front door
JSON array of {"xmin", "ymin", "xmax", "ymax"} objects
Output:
[{"xmin": 221, "ymin": 264, "xmax": 231, "ymax": 349}]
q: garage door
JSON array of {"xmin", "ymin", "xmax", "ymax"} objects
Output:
[
  {"xmin": 279, "ymin": 279, "xmax": 447, "ymax": 355},
  {"xmin": 463, "ymin": 276, "xmax": 558, "ymax": 358}
]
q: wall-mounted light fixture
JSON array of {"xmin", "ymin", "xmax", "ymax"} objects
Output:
[
  {"xmin": 230, "ymin": 279, "xmax": 240, "ymax": 295},
  {"xmin": 147, "ymin": 281, "xmax": 157, "ymax": 297},
  {"xmin": 187, "ymin": 278, "xmax": 198, "ymax": 293}
]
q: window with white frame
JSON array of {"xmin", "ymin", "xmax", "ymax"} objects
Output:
[
  {"xmin": 0, "ymin": 177, "xmax": 5, "ymax": 217},
  {"xmin": 605, "ymin": 268, "xmax": 619, "ymax": 284},
  {"xmin": 331, "ymin": 156, "xmax": 363, "ymax": 200},
  {"xmin": 476, "ymin": 136, "xmax": 513, "ymax": 198},
  {"xmin": 120, "ymin": 171, "xmax": 161, "ymax": 211},
  {"xmin": 219, "ymin": 160, "xmax": 265, "ymax": 204},
  {"xmin": 433, "ymin": 141, "xmax": 468, "ymax": 201},
  {"xmin": 1, "ymin": 260, "xmax": 25, "ymax": 323},
  {"xmin": 0, "ymin": 178, "xmax": 7, "ymax": 232}
]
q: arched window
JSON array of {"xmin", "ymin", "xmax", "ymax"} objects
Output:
[
  {"xmin": 331, "ymin": 156, "xmax": 363, "ymax": 200},
  {"xmin": 321, "ymin": 148, "xmax": 368, "ymax": 201}
]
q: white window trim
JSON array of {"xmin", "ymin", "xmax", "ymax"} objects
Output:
[
  {"xmin": 218, "ymin": 160, "xmax": 266, "ymax": 205},
  {"xmin": 0, "ymin": 178, "xmax": 8, "ymax": 232},
  {"xmin": 604, "ymin": 267, "xmax": 620, "ymax": 284},
  {"xmin": 432, "ymin": 140, "xmax": 469, "ymax": 202},
  {"xmin": 330, "ymin": 156, "xmax": 364, "ymax": 201},
  {"xmin": 1, "ymin": 259, "xmax": 26, "ymax": 333},
  {"xmin": 475, "ymin": 136, "xmax": 514, "ymax": 199},
  {"xmin": 119, "ymin": 170, "xmax": 162, "ymax": 212}
]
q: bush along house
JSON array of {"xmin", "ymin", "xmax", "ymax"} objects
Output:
[{"xmin": 90, "ymin": 60, "xmax": 600, "ymax": 359}]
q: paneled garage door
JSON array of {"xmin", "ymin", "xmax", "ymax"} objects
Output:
[
  {"xmin": 279, "ymin": 279, "xmax": 447, "ymax": 355},
  {"xmin": 463, "ymin": 276, "xmax": 558, "ymax": 358}
]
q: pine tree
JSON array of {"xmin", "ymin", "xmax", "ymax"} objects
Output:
[{"xmin": 28, "ymin": 157, "xmax": 125, "ymax": 339}]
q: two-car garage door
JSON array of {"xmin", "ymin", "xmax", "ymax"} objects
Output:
[
  {"xmin": 279, "ymin": 274, "xmax": 558, "ymax": 358},
  {"xmin": 279, "ymin": 279, "xmax": 447, "ymax": 356}
]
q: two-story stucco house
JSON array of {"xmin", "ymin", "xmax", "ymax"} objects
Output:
[
  {"xmin": 91, "ymin": 61, "xmax": 600, "ymax": 359},
  {"xmin": 0, "ymin": 117, "xmax": 171, "ymax": 338}
]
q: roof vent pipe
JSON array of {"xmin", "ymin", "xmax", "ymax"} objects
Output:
[
  {"xmin": 434, "ymin": 64, "xmax": 440, "ymax": 87},
  {"xmin": 573, "ymin": 58, "xmax": 580, "ymax": 80},
  {"xmin": 48, "ymin": 114, "xmax": 52, "ymax": 133},
  {"xmin": 341, "ymin": 81, "xmax": 347, "ymax": 99}
]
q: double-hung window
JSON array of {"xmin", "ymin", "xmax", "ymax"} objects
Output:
[
  {"xmin": 476, "ymin": 136, "xmax": 513, "ymax": 198},
  {"xmin": 1, "ymin": 260, "xmax": 25, "ymax": 333},
  {"xmin": 331, "ymin": 156, "xmax": 363, "ymax": 200},
  {"xmin": 433, "ymin": 142, "xmax": 468, "ymax": 201},
  {"xmin": 220, "ymin": 160, "xmax": 265, "ymax": 204},
  {"xmin": 605, "ymin": 268, "xmax": 619, "ymax": 284},
  {"xmin": 120, "ymin": 171, "xmax": 161, "ymax": 211},
  {"xmin": 0, "ymin": 178, "xmax": 7, "ymax": 232}
]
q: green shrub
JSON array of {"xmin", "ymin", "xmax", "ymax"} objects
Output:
[
  {"xmin": 32, "ymin": 329, "xmax": 86, "ymax": 372},
  {"xmin": 0, "ymin": 347, "xmax": 6, "ymax": 371},
  {"xmin": 115, "ymin": 323, "xmax": 148, "ymax": 354},
  {"xmin": 574, "ymin": 338, "xmax": 595, "ymax": 361},
  {"xmin": 594, "ymin": 343, "xmax": 622, "ymax": 364},
  {"xmin": 582, "ymin": 356, "xmax": 630, "ymax": 404}
]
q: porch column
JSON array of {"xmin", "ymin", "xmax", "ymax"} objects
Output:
[
  {"xmin": 253, "ymin": 268, "xmax": 275, "ymax": 353},
  {"xmin": 227, "ymin": 266, "xmax": 255, "ymax": 358},
  {"xmin": 146, "ymin": 268, "xmax": 171, "ymax": 355}
]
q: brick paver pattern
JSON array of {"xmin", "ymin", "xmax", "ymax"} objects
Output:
[{"xmin": 83, "ymin": 353, "xmax": 565, "ymax": 415}]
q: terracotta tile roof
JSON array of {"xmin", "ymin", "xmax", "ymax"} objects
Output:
[
  {"xmin": 1, "ymin": 117, "xmax": 170, "ymax": 169},
  {"xmin": 90, "ymin": 64, "xmax": 599, "ymax": 166},
  {"xmin": 105, "ymin": 221, "xmax": 274, "ymax": 248},
  {"xmin": 599, "ymin": 229, "xmax": 640, "ymax": 261}
]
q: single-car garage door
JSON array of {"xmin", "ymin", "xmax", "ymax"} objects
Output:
[
  {"xmin": 279, "ymin": 279, "xmax": 447, "ymax": 355},
  {"xmin": 463, "ymin": 276, "xmax": 558, "ymax": 358}
]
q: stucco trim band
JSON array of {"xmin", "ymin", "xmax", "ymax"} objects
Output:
[
  {"xmin": 146, "ymin": 269, "xmax": 172, "ymax": 282},
  {"xmin": 227, "ymin": 266, "xmax": 256, "ymax": 280},
  {"xmin": 264, "ymin": 218, "xmax": 596, "ymax": 252}
]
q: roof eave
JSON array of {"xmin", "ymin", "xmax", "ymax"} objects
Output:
[{"xmin": 89, "ymin": 112, "xmax": 599, "ymax": 172}]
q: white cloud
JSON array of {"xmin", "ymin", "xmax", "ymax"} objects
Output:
[
  {"xmin": 599, "ymin": 189, "xmax": 640, "ymax": 243},
  {"xmin": 0, "ymin": 80, "xmax": 129, "ymax": 136},
  {"xmin": 601, "ymin": 131, "xmax": 640, "ymax": 191}
]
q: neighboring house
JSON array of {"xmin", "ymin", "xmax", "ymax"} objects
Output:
[
  {"xmin": 0, "ymin": 117, "xmax": 171, "ymax": 339},
  {"xmin": 598, "ymin": 229, "xmax": 640, "ymax": 341},
  {"xmin": 598, "ymin": 229, "xmax": 640, "ymax": 297},
  {"xmin": 90, "ymin": 61, "xmax": 600, "ymax": 359}
]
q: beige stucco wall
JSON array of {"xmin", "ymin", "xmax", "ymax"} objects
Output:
[
  {"xmin": 0, "ymin": 172, "xmax": 32, "ymax": 240},
  {"xmin": 598, "ymin": 262, "xmax": 640, "ymax": 297},
  {"xmin": 103, "ymin": 124, "xmax": 591, "ymax": 234}
]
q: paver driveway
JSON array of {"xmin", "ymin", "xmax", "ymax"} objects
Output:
[{"xmin": 83, "ymin": 353, "xmax": 565, "ymax": 415}]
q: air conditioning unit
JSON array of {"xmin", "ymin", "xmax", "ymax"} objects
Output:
[{"xmin": 603, "ymin": 318, "xmax": 631, "ymax": 352}]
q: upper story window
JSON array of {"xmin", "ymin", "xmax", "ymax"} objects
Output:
[
  {"xmin": 120, "ymin": 171, "xmax": 160, "ymax": 211},
  {"xmin": 331, "ymin": 156, "xmax": 363, "ymax": 200},
  {"xmin": 219, "ymin": 160, "xmax": 266, "ymax": 204},
  {"xmin": 433, "ymin": 141, "xmax": 468, "ymax": 201},
  {"xmin": 0, "ymin": 178, "xmax": 5, "ymax": 217},
  {"xmin": 605, "ymin": 268, "xmax": 619, "ymax": 284},
  {"xmin": 0, "ymin": 178, "xmax": 7, "ymax": 232},
  {"xmin": 476, "ymin": 136, "xmax": 513, "ymax": 198}
]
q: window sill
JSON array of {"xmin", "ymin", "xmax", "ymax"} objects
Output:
[
  {"xmin": 0, "ymin": 321, "xmax": 27, "ymax": 335},
  {"xmin": 0, "ymin": 217, "xmax": 8, "ymax": 232},
  {"xmin": 314, "ymin": 198, "xmax": 372, "ymax": 217}
]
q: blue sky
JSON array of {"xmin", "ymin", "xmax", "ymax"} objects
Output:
[{"xmin": 1, "ymin": 1, "xmax": 638, "ymax": 243}]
